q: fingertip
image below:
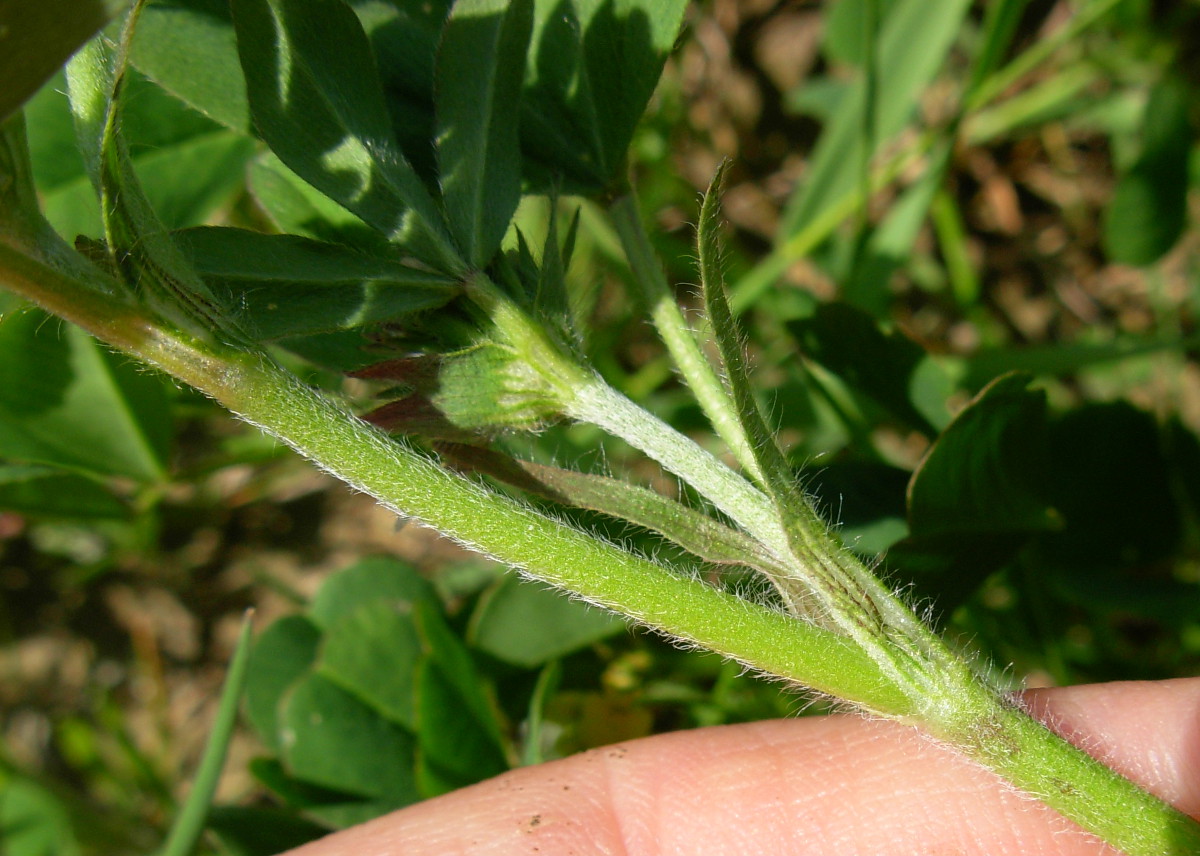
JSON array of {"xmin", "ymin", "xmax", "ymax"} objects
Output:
[{"xmin": 282, "ymin": 679, "xmax": 1200, "ymax": 856}]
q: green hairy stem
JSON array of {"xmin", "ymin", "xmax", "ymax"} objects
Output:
[
  {"xmin": 4, "ymin": 11, "xmax": 1200, "ymax": 838},
  {"xmin": 3, "ymin": 235, "xmax": 1200, "ymax": 855}
]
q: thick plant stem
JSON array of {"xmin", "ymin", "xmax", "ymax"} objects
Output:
[
  {"xmin": 4, "ymin": 246, "xmax": 1200, "ymax": 856},
  {"xmin": 563, "ymin": 295, "xmax": 1200, "ymax": 851},
  {"xmin": 567, "ymin": 376, "xmax": 954, "ymax": 696},
  {"xmin": 0, "ymin": 240, "xmax": 910, "ymax": 718},
  {"xmin": 938, "ymin": 691, "xmax": 1200, "ymax": 856}
]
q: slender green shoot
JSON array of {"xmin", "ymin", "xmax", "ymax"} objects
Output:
[{"xmin": 157, "ymin": 611, "xmax": 255, "ymax": 856}]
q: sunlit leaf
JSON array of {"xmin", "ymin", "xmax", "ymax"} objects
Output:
[
  {"xmin": 521, "ymin": 0, "xmax": 688, "ymax": 192},
  {"xmin": 436, "ymin": 0, "xmax": 533, "ymax": 268},
  {"xmin": 0, "ymin": 310, "xmax": 170, "ymax": 482},
  {"xmin": 177, "ymin": 227, "xmax": 459, "ymax": 340},
  {"xmin": 231, "ymin": 0, "xmax": 463, "ymax": 273},
  {"xmin": 131, "ymin": 0, "xmax": 251, "ymax": 132}
]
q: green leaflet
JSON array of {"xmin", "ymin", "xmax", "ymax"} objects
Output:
[
  {"xmin": 244, "ymin": 615, "xmax": 322, "ymax": 755},
  {"xmin": 130, "ymin": 0, "xmax": 252, "ymax": 133},
  {"xmin": 245, "ymin": 558, "xmax": 510, "ymax": 825},
  {"xmin": 1039, "ymin": 402, "xmax": 1182, "ymax": 571},
  {"xmin": 1103, "ymin": 76, "xmax": 1192, "ymax": 266},
  {"xmin": 176, "ymin": 227, "xmax": 453, "ymax": 287},
  {"xmin": 521, "ymin": 0, "xmax": 689, "ymax": 192},
  {"xmin": 27, "ymin": 70, "xmax": 256, "ymax": 241},
  {"xmin": 231, "ymin": 0, "xmax": 464, "ymax": 274},
  {"xmin": 906, "ymin": 373, "xmax": 1058, "ymax": 539},
  {"xmin": 0, "ymin": 463, "xmax": 128, "ymax": 519},
  {"xmin": 0, "ymin": 776, "xmax": 82, "ymax": 856},
  {"xmin": 0, "ymin": 309, "xmax": 170, "ymax": 483},
  {"xmin": 176, "ymin": 227, "xmax": 460, "ymax": 340},
  {"xmin": 468, "ymin": 573, "xmax": 625, "ymax": 668},
  {"xmin": 310, "ymin": 555, "xmax": 439, "ymax": 626},
  {"xmin": 130, "ymin": 0, "xmax": 455, "ymax": 174},
  {"xmin": 412, "ymin": 657, "xmax": 507, "ymax": 787},
  {"xmin": 0, "ymin": 0, "xmax": 129, "ymax": 125},
  {"xmin": 317, "ymin": 599, "xmax": 428, "ymax": 731},
  {"xmin": 246, "ymin": 151, "xmax": 385, "ymax": 250},
  {"xmin": 124, "ymin": 0, "xmax": 687, "ymax": 198},
  {"xmin": 280, "ymin": 673, "xmax": 422, "ymax": 802},
  {"xmin": 436, "ymin": 0, "xmax": 533, "ymax": 268}
]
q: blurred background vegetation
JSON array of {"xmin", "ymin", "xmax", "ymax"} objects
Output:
[{"xmin": 3, "ymin": 0, "xmax": 1200, "ymax": 853}]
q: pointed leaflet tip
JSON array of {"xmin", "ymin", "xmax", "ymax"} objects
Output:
[
  {"xmin": 697, "ymin": 160, "xmax": 795, "ymax": 497},
  {"xmin": 436, "ymin": 0, "xmax": 533, "ymax": 269}
]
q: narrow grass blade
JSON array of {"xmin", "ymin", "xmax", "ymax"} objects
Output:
[
  {"xmin": 929, "ymin": 186, "xmax": 980, "ymax": 305},
  {"xmin": 158, "ymin": 611, "xmax": 256, "ymax": 856},
  {"xmin": 779, "ymin": 0, "xmax": 972, "ymax": 242},
  {"xmin": 965, "ymin": 0, "xmax": 1031, "ymax": 98},
  {"xmin": 965, "ymin": 0, "xmax": 1126, "ymax": 112},
  {"xmin": 843, "ymin": 141, "xmax": 953, "ymax": 315}
]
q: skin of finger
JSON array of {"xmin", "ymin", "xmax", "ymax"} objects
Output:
[{"xmin": 280, "ymin": 678, "xmax": 1200, "ymax": 856}]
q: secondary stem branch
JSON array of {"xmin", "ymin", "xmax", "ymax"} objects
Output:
[{"xmin": 608, "ymin": 192, "xmax": 766, "ymax": 483}]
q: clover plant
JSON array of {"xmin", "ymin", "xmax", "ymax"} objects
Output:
[{"xmin": 1, "ymin": 1, "xmax": 1198, "ymax": 854}]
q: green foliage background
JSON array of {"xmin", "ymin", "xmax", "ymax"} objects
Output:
[{"xmin": 2, "ymin": 0, "xmax": 1200, "ymax": 853}]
